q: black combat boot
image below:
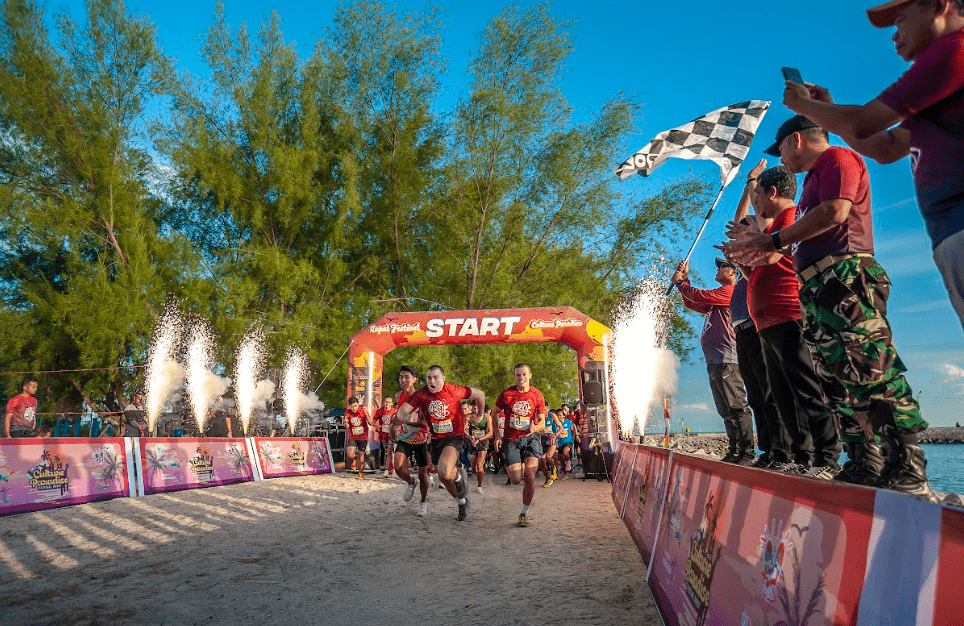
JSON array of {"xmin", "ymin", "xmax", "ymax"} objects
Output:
[
  {"xmin": 834, "ymin": 441, "xmax": 884, "ymax": 486},
  {"xmin": 879, "ymin": 442, "xmax": 938, "ymax": 503}
]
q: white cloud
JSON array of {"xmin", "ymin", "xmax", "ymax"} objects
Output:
[{"xmin": 680, "ymin": 403, "xmax": 710, "ymax": 411}]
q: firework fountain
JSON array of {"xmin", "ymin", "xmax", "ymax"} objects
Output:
[
  {"xmin": 611, "ymin": 279, "xmax": 679, "ymax": 438},
  {"xmin": 234, "ymin": 331, "xmax": 275, "ymax": 436},
  {"xmin": 145, "ymin": 307, "xmax": 186, "ymax": 436},
  {"xmin": 185, "ymin": 321, "xmax": 231, "ymax": 434},
  {"xmin": 283, "ymin": 348, "xmax": 324, "ymax": 435}
]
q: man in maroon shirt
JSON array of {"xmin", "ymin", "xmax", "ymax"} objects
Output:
[
  {"xmin": 5, "ymin": 378, "xmax": 39, "ymax": 438},
  {"xmin": 726, "ymin": 117, "xmax": 933, "ymax": 500},
  {"xmin": 672, "ymin": 258, "xmax": 754, "ymax": 464},
  {"xmin": 739, "ymin": 166, "xmax": 841, "ymax": 475},
  {"xmin": 493, "ymin": 363, "xmax": 548, "ymax": 527},
  {"xmin": 780, "ymin": 0, "xmax": 964, "ymax": 337},
  {"xmin": 343, "ymin": 397, "xmax": 373, "ymax": 480},
  {"xmin": 396, "ymin": 365, "xmax": 485, "ymax": 521}
]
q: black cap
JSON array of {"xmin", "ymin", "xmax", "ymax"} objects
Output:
[
  {"xmin": 763, "ymin": 115, "xmax": 819, "ymax": 156},
  {"xmin": 715, "ymin": 257, "xmax": 735, "ymax": 270}
]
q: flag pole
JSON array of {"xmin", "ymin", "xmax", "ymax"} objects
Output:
[{"xmin": 666, "ymin": 183, "xmax": 727, "ymax": 295}]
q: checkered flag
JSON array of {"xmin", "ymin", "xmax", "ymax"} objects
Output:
[{"xmin": 615, "ymin": 100, "xmax": 770, "ymax": 185}]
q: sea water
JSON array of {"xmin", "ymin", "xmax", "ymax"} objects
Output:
[{"xmin": 921, "ymin": 443, "xmax": 964, "ymax": 495}]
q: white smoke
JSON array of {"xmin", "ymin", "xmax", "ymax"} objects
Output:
[{"xmin": 611, "ymin": 280, "xmax": 675, "ymax": 437}]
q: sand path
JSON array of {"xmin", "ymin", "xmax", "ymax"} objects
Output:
[{"xmin": 0, "ymin": 471, "xmax": 662, "ymax": 625}]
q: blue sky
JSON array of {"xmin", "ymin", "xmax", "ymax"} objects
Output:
[{"xmin": 51, "ymin": 0, "xmax": 964, "ymax": 429}]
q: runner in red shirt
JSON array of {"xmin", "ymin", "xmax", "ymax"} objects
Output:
[
  {"xmin": 373, "ymin": 396, "xmax": 397, "ymax": 476},
  {"xmin": 343, "ymin": 397, "xmax": 373, "ymax": 480},
  {"xmin": 493, "ymin": 363, "xmax": 548, "ymax": 527},
  {"xmin": 396, "ymin": 365, "xmax": 485, "ymax": 521},
  {"xmin": 392, "ymin": 365, "xmax": 431, "ymax": 516},
  {"xmin": 5, "ymin": 378, "xmax": 39, "ymax": 438}
]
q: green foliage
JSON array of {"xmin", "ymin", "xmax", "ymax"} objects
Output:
[{"xmin": 0, "ymin": 0, "xmax": 713, "ymax": 414}]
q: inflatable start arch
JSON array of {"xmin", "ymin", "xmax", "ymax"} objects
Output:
[{"xmin": 346, "ymin": 306, "xmax": 615, "ymax": 442}]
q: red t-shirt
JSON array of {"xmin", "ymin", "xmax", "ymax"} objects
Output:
[
  {"xmin": 373, "ymin": 407, "xmax": 396, "ymax": 435},
  {"xmin": 402, "ymin": 384, "xmax": 472, "ymax": 439},
  {"xmin": 495, "ymin": 386, "xmax": 547, "ymax": 441},
  {"xmin": 748, "ymin": 207, "xmax": 803, "ymax": 330},
  {"xmin": 793, "ymin": 146, "xmax": 874, "ymax": 271},
  {"xmin": 395, "ymin": 389, "xmax": 429, "ymax": 444},
  {"xmin": 5, "ymin": 394, "xmax": 37, "ymax": 430},
  {"xmin": 344, "ymin": 407, "xmax": 369, "ymax": 441}
]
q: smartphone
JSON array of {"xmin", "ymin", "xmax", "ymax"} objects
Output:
[{"xmin": 781, "ymin": 67, "xmax": 804, "ymax": 84}]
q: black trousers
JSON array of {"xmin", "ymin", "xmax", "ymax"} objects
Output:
[
  {"xmin": 758, "ymin": 319, "xmax": 841, "ymax": 467},
  {"xmin": 706, "ymin": 363, "xmax": 753, "ymax": 454},
  {"xmin": 736, "ymin": 324, "xmax": 792, "ymax": 462}
]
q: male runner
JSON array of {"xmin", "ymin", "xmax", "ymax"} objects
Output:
[
  {"xmin": 392, "ymin": 366, "xmax": 430, "ymax": 516},
  {"xmin": 540, "ymin": 410, "xmax": 559, "ymax": 487},
  {"xmin": 396, "ymin": 365, "xmax": 485, "ymax": 521},
  {"xmin": 468, "ymin": 403, "xmax": 493, "ymax": 494},
  {"xmin": 373, "ymin": 396, "xmax": 396, "ymax": 476},
  {"xmin": 493, "ymin": 363, "xmax": 548, "ymax": 527},
  {"xmin": 556, "ymin": 411, "xmax": 576, "ymax": 479},
  {"xmin": 343, "ymin": 397, "xmax": 373, "ymax": 480}
]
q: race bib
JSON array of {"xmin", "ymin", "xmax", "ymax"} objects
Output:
[
  {"xmin": 471, "ymin": 428, "xmax": 485, "ymax": 438},
  {"xmin": 351, "ymin": 427, "xmax": 364, "ymax": 436},
  {"xmin": 510, "ymin": 416, "xmax": 530, "ymax": 430},
  {"xmin": 433, "ymin": 419, "xmax": 454, "ymax": 434}
]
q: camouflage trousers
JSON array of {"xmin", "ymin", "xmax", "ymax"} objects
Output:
[{"xmin": 798, "ymin": 255, "xmax": 927, "ymax": 443}]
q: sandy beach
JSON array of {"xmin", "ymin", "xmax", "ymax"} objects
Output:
[{"xmin": 0, "ymin": 471, "xmax": 661, "ymax": 625}]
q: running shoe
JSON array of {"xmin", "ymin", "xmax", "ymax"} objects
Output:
[
  {"xmin": 403, "ymin": 478, "xmax": 419, "ymax": 502},
  {"xmin": 438, "ymin": 477, "xmax": 446, "ymax": 489},
  {"xmin": 565, "ymin": 460, "xmax": 572, "ymax": 472},
  {"xmin": 543, "ymin": 477, "xmax": 554, "ymax": 488},
  {"xmin": 456, "ymin": 466, "xmax": 469, "ymax": 499},
  {"xmin": 417, "ymin": 502, "xmax": 427, "ymax": 517},
  {"xmin": 518, "ymin": 513, "xmax": 528, "ymax": 527},
  {"xmin": 458, "ymin": 498, "xmax": 469, "ymax": 521},
  {"xmin": 357, "ymin": 474, "xmax": 365, "ymax": 480},
  {"xmin": 383, "ymin": 470, "xmax": 390, "ymax": 477},
  {"xmin": 476, "ymin": 486, "xmax": 484, "ymax": 495},
  {"xmin": 560, "ymin": 472, "xmax": 569, "ymax": 481},
  {"xmin": 428, "ymin": 475, "xmax": 435, "ymax": 486}
]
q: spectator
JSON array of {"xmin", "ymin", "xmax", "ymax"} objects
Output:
[
  {"xmin": 123, "ymin": 390, "xmax": 148, "ymax": 437},
  {"xmin": 672, "ymin": 258, "xmax": 754, "ymax": 464},
  {"xmin": 781, "ymin": 0, "xmax": 964, "ymax": 336},
  {"xmin": 729, "ymin": 160, "xmax": 793, "ymax": 469},
  {"xmin": 5, "ymin": 378, "xmax": 39, "ymax": 438},
  {"xmin": 726, "ymin": 116, "xmax": 933, "ymax": 501},
  {"xmin": 739, "ymin": 165, "xmax": 841, "ymax": 476}
]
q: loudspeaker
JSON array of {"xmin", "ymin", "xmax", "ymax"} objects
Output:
[{"xmin": 583, "ymin": 381, "xmax": 604, "ymax": 405}]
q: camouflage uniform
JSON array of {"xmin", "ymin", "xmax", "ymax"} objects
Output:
[{"xmin": 798, "ymin": 255, "xmax": 927, "ymax": 443}]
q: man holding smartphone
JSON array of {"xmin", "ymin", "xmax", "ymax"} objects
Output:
[{"xmin": 780, "ymin": 1, "xmax": 964, "ymax": 339}]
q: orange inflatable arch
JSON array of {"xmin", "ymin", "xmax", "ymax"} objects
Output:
[{"xmin": 347, "ymin": 306, "xmax": 615, "ymax": 442}]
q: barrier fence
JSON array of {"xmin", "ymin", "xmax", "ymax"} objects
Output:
[
  {"xmin": 0, "ymin": 436, "xmax": 335, "ymax": 516},
  {"xmin": 611, "ymin": 442, "xmax": 964, "ymax": 626}
]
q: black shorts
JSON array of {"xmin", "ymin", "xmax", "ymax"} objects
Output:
[
  {"xmin": 395, "ymin": 440, "xmax": 429, "ymax": 468},
  {"xmin": 430, "ymin": 436, "xmax": 465, "ymax": 466},
  {"xmin": 347, "ymin": 438, "xmax": 368, "ymax": 452},
  {"xmin": 470, "ymin": 440, "xmax": 489, "ymax": 453}
]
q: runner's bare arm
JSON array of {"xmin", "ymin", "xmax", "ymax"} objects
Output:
[
  {"xmin": 491, "ymin": 406, "xmax": 503, "ymax": 451},
  {"xmin": 394, "ymin": 401, "xmax": 426, "ymax": 428},
  {"xmin": 469, "ymin": 387, "xmax": 485, "ymax": 420}
]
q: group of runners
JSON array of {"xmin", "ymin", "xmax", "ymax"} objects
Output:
[{"xmin": 341, "ymin": 363, "xmax": 582, "ymax": 525}]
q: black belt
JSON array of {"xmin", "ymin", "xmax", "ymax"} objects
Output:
[{"xmin": 734, "ymin": 319, "xmax": 755, "ymax": 333}]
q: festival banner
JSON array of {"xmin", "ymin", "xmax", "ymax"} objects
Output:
[
  {"xmin": 647, "ymin": 453, "xmax": 877, "ymax": 626},
  {"xmin": 253, "ymin": 437, "xmax": 335, "ymax": 479},
  {"xmin": 0, "ymin": 438, "xmax": 131, "ymax": 516},
  {"xmin": 611, "ymin": 443, "xmax": 637, "ymax": 514},
  {"xmin": 136, "ymin": 438, "xmax": 254, "ymax": 495},
  {"xmin": 623, "ymin": 446, "xmax": 672, "ymax": 566}
]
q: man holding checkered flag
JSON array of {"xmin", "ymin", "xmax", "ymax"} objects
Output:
[{"xmin": 616, "ymin": 101, "xmax": 770, "ymax": 293}]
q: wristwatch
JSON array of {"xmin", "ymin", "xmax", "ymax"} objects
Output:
[
  {"xmin": 746, "ymin": 177, "xmax": 758, "ymax": 185},
  {"xmin": 771, "ymin": 230, "xmax": 784, "ymax": 251}
]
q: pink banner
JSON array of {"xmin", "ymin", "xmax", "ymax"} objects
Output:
[
  {"xmin": 253, "ymin": 437, "xmax": 335, "ymax": 479},
  {"xmin": 137, "ymin": 438, "xmax": 254, "ymax": 495},
  {"xmin": 623, "ymin": 446, "xmax": 671, "ymax": 565},
  {"xmin": 0, "ymin": 438, "xmax": 130, "ymax": 516},
  {"xmin": 648, "ymin": 452, "xmax": 875, "ymax": 626}
]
